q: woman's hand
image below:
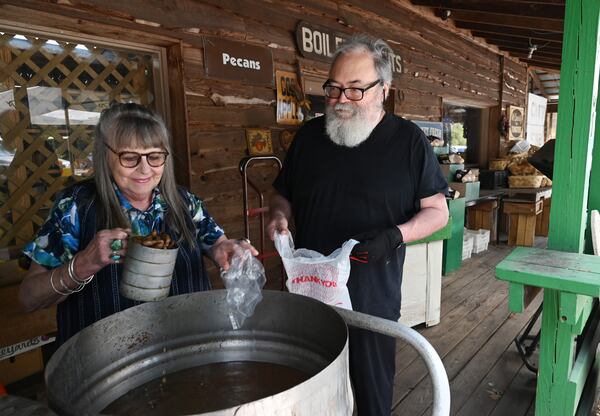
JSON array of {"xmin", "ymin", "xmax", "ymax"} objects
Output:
[
  {"xmin": 19, "ymin": 227, "xmax": 131, "ymax": 312},
  {"xmin": 78, "ymin": 228, "xmax": 131, "ymax": 274},
  {"xmin": 209, "ymin": 236, "xmax": 259, "ymax": 271}
]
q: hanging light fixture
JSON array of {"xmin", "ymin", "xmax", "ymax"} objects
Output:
[{"xmin": 528, "ymin": 38, "xmax": 538, "ymax": 59}]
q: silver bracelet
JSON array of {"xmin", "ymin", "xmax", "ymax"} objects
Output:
[
  {"xmin": 61, "ymin": 267, "xmax": 84, "ymax": 293},
  {"xmin": 68, "ymin": 253, "xmax": 94, "ymax": 284},
  {"xmin": 49, "ymin": 268, "xmax": 71, "ymax": 296}
]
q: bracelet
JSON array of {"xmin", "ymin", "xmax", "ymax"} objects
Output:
[
  {"xmin": 49, "ymin": 269, "xmax": 71, "ymax": 296},
  {"xmin": 61, "ymin": 267, "xmax": 85, "ymax": 293},
  {"xmin": 68, "ymin": 254, "xmax": 94, "ymax": 284}
]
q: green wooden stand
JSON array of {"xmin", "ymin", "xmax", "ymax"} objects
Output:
[
  {"xmin": 497, "ymin": 248, "xmax": 600, "ymax": 415},
  {"xmin": 443, "ymin": 198, "xmax": 465, "ymax": 275}
]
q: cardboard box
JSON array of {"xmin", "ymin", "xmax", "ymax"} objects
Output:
[
  {"xmin": 439, "ymin": 164, "xmax": 464, "ymax": 182},
  {"xmin": 450, "ymin": 181, "xmax": 480, "ymax": 202}
]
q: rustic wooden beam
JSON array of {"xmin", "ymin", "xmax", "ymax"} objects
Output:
[
  {"xmin": 451, "ymin": 10, "xmax": 563, "ymax": 32},
  {"xmin": 412, "ymin": 0, "xmax": 564, "ymax": 20},
  {"xmin": 529, "ymin": 69, "xmax": 548, "ymax": 96},
  {"xmin": 504, "ymin": 51, "xmax": 562, "ymax": 64},
  {"xmin": 529, "ymin": 64, "xmax": 561, "ymax": 74},
  {"xmin": 499, "ymin": 45, "xmax": 562, "ymax": 58},
  {"xmin": 459, "ymin": 22, "xmax": 563, "ymax": 40},
  {"xmin": 166, "ymin": 42, "xmax": 191, "ymax": 189},
  {"xmin": 475, "ymin": 34, "xmax": 563, "ymax": 52}
]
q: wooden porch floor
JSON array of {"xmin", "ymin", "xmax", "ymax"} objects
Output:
[{"xmin": 392, "ymin": 242, "xmax": 542, "ymax": 416}]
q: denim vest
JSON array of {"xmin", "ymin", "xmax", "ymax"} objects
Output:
[{"xmin": 56, "ymin": 182, "xmax": 211, "ymax": 345}]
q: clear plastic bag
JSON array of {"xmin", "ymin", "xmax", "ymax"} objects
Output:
[
  {"xmin": 220, "ymin": 247, "xmax": 266, "ymax": 330},
  {"xmin": 274, "ymin": 232, "xmax": 358, "ymax": 310}
]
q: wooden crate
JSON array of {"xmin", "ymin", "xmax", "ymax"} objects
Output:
[
  {"xmin": 504, "ymin": 200, "xmax": 544, "ymax": 246},
  {"xmin": 467, "ymin": 200, "xmax": 498, "ymax": 243},
  {"xmin": 535, "ymin": 197, "xmax": 552, "ymax": 237}
]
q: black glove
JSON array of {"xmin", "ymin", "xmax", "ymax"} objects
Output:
[{"xmin": 350, "ymin": 227, "xmax": 404, "ymax": 263}]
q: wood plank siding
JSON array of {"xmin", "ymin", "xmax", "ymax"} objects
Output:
[{"xmin": 0, "ymin": 0, "xmax": 527, "ymax": 285}]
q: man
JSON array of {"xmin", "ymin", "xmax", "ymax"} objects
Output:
[{"xmin": 267, "ymin": 34, "xmax": 448, "ymax": 415}]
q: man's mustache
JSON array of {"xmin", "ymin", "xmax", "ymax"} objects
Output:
[{"xmin": 331, "ymin": 103, "xmax": 357, "ymax": 115}]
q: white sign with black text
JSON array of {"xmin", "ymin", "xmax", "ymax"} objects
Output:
[{"xmin": 527, "ymin": 93, "xmax": 548, "ymax": 146}]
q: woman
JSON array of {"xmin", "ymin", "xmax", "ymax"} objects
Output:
[{"xmin": 19, "ymin": 103, "xmax": 257, "ymax": 344}]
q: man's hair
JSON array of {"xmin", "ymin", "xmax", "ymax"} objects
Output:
[
  {"xmin": 332, "ymin": 33, "xmax": 393, "ymax": 85},
  {"xmin": 93, "ymin": 102, "xmax": 196, "ymax": 248}
]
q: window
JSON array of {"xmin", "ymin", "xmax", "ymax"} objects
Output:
[
  {"xmin": 443, "ymin": 104, "xmax": 468, "ymax": 154},
  {"xmin": 0, "ymin": 29, "xmax": 165, "ymax": 248}
]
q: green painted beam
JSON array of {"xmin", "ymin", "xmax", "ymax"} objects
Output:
[
  {"xmin": 533, "ymin": 1, "xmax": 600, "ymax": 412},
  {"xmin": 547, "ymin": 0, "xmax": 600, "ymax": 253},
  {"xmin": 585, "ymin": 77, "xmax": 600, "ymax": 254},
  {"xmin": 508, "ymin": 282, "xmax": 525, "ymax": 313},
  {"xmin": 558, "ymin": 292, "xmax": 593, "ymax": 332},
  {"xmin": 443, "ymin": 198, "xmax": 465, "ymax": 275},
  {"xmin": 496, "ymin": 247, "xmax": 600, "ymax": 298}
]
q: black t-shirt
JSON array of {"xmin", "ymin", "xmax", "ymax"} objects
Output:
[{"xmin": 273, "ymin": 113, "xmax": 447, "ymax": 319}]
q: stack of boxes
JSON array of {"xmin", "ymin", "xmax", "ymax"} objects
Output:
[{"xmin": 462, "ymin": 228, "xmax": 491, "ymax": 260}]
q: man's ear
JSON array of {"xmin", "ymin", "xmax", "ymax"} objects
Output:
[{"xmin": 382, "ymin": 84, "xmax": 390, "ymax": 102}]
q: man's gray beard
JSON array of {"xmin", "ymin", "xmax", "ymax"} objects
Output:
[{"xmin": 325, "ymin": 103, "xmax": 381, "ymax": 148}]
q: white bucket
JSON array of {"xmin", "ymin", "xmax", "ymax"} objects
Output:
[{"xmin": 120, "ymin": 238, "xmax": 178, "ymax": 302}]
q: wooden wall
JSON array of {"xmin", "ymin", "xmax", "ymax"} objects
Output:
[{"xmin": 0, "ymin": 0, "xmax": 528, "ymax": 285}]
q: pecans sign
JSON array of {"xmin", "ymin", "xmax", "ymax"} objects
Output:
[
  {"xmin": 203, "ymin": 37, "xmax": 274, "ymax": 85},
  {"xmin": 295, "ymin": 21, "xmax": 403, "ymax": 77}
]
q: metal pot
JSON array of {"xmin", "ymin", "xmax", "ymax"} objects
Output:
[
  {"xmin": 45, "ymin": 290, "xmax": 353, "ymax": 415},
  {"xmin": 120, "ymin": 239, "xmax": 179, "ymax": 302}
]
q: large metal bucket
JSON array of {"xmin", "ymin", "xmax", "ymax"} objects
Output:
[{"xmin": 45, "ymin": 290, "xmax": 353, "ymax": 415}]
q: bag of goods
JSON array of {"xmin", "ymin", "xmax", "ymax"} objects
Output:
[{"xmin": 274, "ymin": 233, "xmax": 357, "ymax": 310}]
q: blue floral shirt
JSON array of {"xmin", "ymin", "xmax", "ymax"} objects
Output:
[{"xmin": 24, "ymin": 184, "xmax": 224, "ymax": 268}]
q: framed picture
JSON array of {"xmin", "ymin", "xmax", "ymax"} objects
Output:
[
  {"xmin": 508, "ymin": 105, "xmax": 525, "ymax": 140},
  {"xmin": 280, "ymin": 129, "xmax": 296, "ymax": 152},
  {"xmin": 276, "ymin": 70, "xmax": 304, "ymax": 125},
  {"xmin": 245, "ymin": 128, "xmax": 273, "ymax": 155}
]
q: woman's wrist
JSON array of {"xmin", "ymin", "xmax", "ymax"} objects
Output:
[{"xmin": 70, "ymin": 253, "xmax": 95, "ymax": 284}]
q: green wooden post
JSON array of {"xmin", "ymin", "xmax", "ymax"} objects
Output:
[
  {"xmin": 536, "ymin": 0, "xmax": 600, "ymax": 414},
  {"xmin": 585, "ymin": 81, "xmax": 600, "ymax": 254},
  {"xmin": 443, "ymin": 197, "xmax": 465, "ymax": 275}
]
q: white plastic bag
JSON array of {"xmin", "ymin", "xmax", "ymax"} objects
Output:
[
  {"xmin": 220, "ymin": 248, "xmax": 266, "ymax": 330},
  {"xmin": 274, "ymin": 232, "xmax": 358, "ymax": 310}
]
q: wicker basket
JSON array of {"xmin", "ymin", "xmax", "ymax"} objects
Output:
[
  {"xmin": 489, "ymin": 159, "xmax": 509, "ymax": 171},
  {"xmin": 508, "ymin": 161, "xmax": 539, "ymax": 176},
  {"xmin": 508, "ymin": 175, "xmax": 544, "ymax": 188}
]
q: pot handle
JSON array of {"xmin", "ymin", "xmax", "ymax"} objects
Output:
[{"xmin": 332, "ymin": 307, "xmax": 450, "ymax": 416}]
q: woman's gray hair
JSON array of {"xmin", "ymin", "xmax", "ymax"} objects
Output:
[
  {"xmin": 93, "ymin": 103, "xmax": 196, "ymax": 248},
  {"xmin": 332, "ymin": 34, "xmax": 393, "ymax": 85}
]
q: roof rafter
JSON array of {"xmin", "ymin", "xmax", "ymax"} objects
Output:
[{"xmin": 411, "ymin": 0, "xmax": 564, "ymax": 20}]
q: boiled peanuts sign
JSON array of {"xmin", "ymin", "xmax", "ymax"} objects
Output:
[
  {"xmin": 203, "ymin": 37, "xmax": 274, "ymax": 85},
  {"xmin": 295, "ymin": 21, "xmax": 403, "ymax": 77}
]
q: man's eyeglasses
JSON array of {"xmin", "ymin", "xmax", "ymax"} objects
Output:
[
  {"xmin": 322, "ymin": 79, "xmax": 382, "ymax": 101},
  {"xmin": 105, "ymin": 143, "xmax": 169, "ymax": 168}
]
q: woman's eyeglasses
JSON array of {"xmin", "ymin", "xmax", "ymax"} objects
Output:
[{"xmin": 105, "ymin": 143, "xmax": 169, "ymax": 168}]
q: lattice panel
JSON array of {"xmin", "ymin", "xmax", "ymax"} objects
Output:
[{"xmin": 0, "ymin": 32, "xmax": 158, "ymax": 248}]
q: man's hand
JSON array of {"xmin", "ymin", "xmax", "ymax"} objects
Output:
[
  {"xmin": 267, "ymin": 212, "xmax": 289, "ymax": 241},
  {"xmin": 351, "ymin": 226, "xmax": 403, "ymax": 263},
  {"xmin": 267, "ymin": 194, "xmax": 293, "ymax": 241}
]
